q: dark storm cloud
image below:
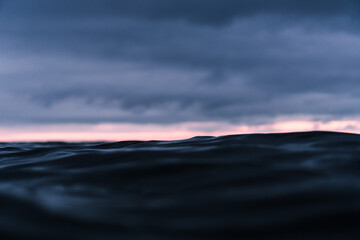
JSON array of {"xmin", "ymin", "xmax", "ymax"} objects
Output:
[
  {"xmin": 0, "ymin": 0, "xmax": 360, "ymax": 124},
  {"xmin": 6, "ymin": 0, "xmax": 360, "ymax": 25}
]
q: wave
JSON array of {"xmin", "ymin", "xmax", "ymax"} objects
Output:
[{"xmin": 0, "ymin": 131, "xmax": 359, "ymax": 239}]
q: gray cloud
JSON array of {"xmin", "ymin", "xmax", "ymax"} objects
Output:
[
  {"xmin": 3, "ymin": 0, "xmax": 360, "ymax": 25},
  {"xmin": 0, "ymin": 1, "xmax": 360, "ymax": 125}
]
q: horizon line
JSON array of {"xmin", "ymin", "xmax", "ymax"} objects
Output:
[{"xmin": 1, "ymin": 120, "xmax": 360, "ymax": 142}]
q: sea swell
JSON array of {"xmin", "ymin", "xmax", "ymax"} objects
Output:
[{"xmin": 0, "ymin": 131, "xmax": 359, "ymax": 239}]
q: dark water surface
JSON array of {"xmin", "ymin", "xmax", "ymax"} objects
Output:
[{"xmin": 0, "ymin": 131, "xmax": 359, "ymax": 239}]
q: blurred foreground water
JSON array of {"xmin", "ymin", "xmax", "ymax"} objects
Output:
[{"xmin": 0, "ymin": 131, "xmax": 359, "ymax": 239}]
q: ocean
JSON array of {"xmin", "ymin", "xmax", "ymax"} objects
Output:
[{"xmin": 0, "ymin": 131, "xmax": 359, "ymax": 239}]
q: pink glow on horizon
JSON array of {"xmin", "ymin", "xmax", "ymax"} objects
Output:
[{"xmin": 1, "ymin": 120, "xmax": 360, "ymax": 142}]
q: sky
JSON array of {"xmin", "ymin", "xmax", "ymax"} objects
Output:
[{"xmin": 0, "ymin": 0, "xmax": 360, "ymax": 141}]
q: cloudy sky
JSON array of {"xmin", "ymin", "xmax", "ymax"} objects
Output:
[{"xmin": 1, "ymin": 0, "xmax": 360, "ymax": 141}]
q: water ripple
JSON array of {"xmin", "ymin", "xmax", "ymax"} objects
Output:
[{"xmin": 0, "ymin": 131, "xmax": 359, "ymax": 239}]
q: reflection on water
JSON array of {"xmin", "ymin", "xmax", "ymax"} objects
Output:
[{"xmin": 0, "ymin": 131, "xmax": 359, "ymax": 239}]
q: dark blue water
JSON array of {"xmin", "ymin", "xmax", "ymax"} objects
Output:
[{"xmin": 0, "ymin": 131, "xmax": 359, "ymax": 239}]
